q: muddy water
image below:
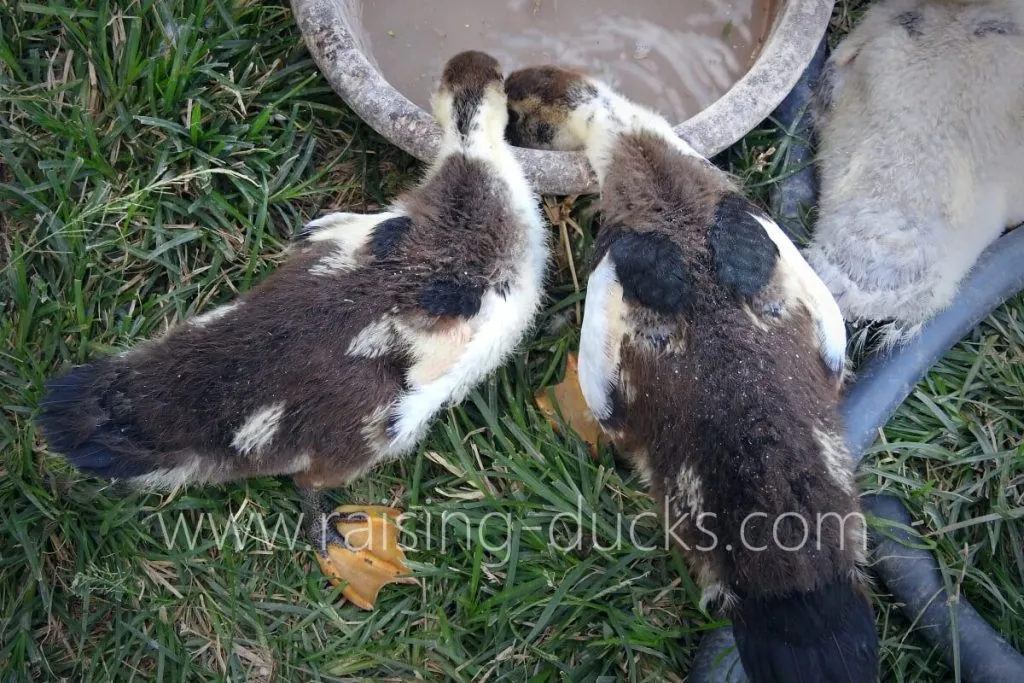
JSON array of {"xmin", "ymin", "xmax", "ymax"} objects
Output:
[{"xmin": 361, "ymin": 0, "xmax": 774, "ymax": 124}]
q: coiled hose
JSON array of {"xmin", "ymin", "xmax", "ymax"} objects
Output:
[{"xmin": 688, "ymin": 37, "xmax": 1024, "ymax": 683}]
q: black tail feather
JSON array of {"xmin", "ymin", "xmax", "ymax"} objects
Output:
[
  {"xmin": 38, "ymin": 361, "xmax": 158, "ymax": 480},
  {"xmin": 733, "ymin": 577, "xmax": 878, "ymax": 683}
]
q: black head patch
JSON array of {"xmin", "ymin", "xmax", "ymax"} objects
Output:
[
  {"xmin": 441, "ymin": 51, "xmax": 504, "ymax": 138},
  {"xmin": 505, "ymin": 65, "xmax": 594, "ymax": 107},
  {"xmin": 441, "ymin": 51, "xmax": 502, "ymax": 92},
  {"xmin": 419, "ymin": 277, "xmax": 485, "ymax": 319},
  {"xmin": 709, "ymin": 194, "xmax": 779, "ymax": 300},
  {"xmin": 974, "ymin": 18, "xmax": 1019, "ymax": 37},
  {"xmin": 370, "ymin": 216, "xmax": 414, "ymax": 260},
  {"xmin": 896, "ymin": 11, "xmax": 923, "ymax": 38},
  {"xmin": 603, "ymin": 230, "xmax": 693, "ymax": 316},
  {"xmin": 504, "ymin": 65, "xmax": 598, "ymax": 150}
]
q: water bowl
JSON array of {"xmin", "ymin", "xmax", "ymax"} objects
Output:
[{"xmin": 291, "ymin": 0, "xmax": 833, "ymax": 195}]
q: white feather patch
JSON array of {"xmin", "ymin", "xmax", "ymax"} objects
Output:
[
  {"xmin": 231, "ymin": 401, "xmax": 286, "ymax": 458},
  {"xmin": 288, "ymin": 452, "xmax": 312, "ymax": 474},
  {"xmin": 750, "ymin": 213, "xmax": 848, "ymax": 375},
  {"xmin": 346, "ymin": 317, "xmax": 398, "ymax": 358},
  {"xmin": 699, "ymin": 582, "xmax": 738, "ymax": 612},
  {"xmin": 813, "ymin": 427, "xmax": 856, "ymax": 493},
  {"xmin": 309, "ymin": 251, "xmax": 357, "ymax": 277},
  {"xmin": 386, "ymin": 285, "xmax": 541, "ymax": 455},
  {"xmin": 305, "ymin": 210, "xmax": 401, "ymax": 277},
  {"xmin": 672, "ymin": 464, "xmax": 705, "ymax": 518},
  {"xmin": 404, "ymin": 321, "xmax": 474, "ymax": 387},
  {"xmin": 130, "ymin": 460, "xmax": 202, "ymax": 491},
  {"xmin": 190, "ymin": 301, "xmax": 241, "ymax": 328},
  {"xmin": 303, "ymin": 211, "xmax": 398, "ymax": 245},
  {"xmin": 578, "ymin": 254, "xmax": 626, "ymax": 422}
]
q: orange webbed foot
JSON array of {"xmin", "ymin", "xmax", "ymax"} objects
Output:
[{"xmin": 314, "ymin": 505, "xmax": 416, "ymax": 610}]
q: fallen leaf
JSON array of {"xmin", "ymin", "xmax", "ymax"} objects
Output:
[{"xmin": 535, "ymin": 353, "xmax": 603, "ymax": 457}]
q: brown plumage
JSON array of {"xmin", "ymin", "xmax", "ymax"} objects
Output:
[
  {"xmin": 506, "ymin": 67, "xmax": 877, "ymax": 682},
  {"xmin": 38, "ymin": 51, "xmax": 547, "ymax": 569}
]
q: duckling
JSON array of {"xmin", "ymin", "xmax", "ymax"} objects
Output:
[
  {"xmin": 807, "ymin": 0, "xmax": 1024, "ymax": 346},
  {"xmin": 38, "ymin": 50, "xmax": 547, "ymax": 608},
  {"xmin": 506, "ymin": 67, "xmax": 877, "ymax": 682}
]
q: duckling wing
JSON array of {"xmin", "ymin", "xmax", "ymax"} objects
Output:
[
  {"xmin": 710, "ymin": 195, "xmax": 847, "ymax": 377},
  {"xmin": 753, "ymin": 213, "xmax": 847, "ymax": 376},
  {"xmin": 387, "ymin": 285, "xmax": 539, "ymax": 449},
  {"xmin": 577, "ymin": 253, "xmax": 628, "ymax": 422},
  {"xmin": 578, "ymin": 229, "xmax": 696, "ymax": 422}
]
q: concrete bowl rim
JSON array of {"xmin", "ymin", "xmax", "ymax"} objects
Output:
[{"xmin": 291, "ymin": 0, "xmax": 835, "ymax": 195}]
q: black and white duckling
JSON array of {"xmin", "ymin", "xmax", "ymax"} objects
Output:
[
  {"xmin": 506, "ymin": 67, "xmax": 878, "ymax": 682},
  {"xmin": 38, "ymin": 50, "xmax": 547, "ymax": 609},
  {"xmin": 807, "ymin": 0, "xmax": 1024, "ymax": 346}
]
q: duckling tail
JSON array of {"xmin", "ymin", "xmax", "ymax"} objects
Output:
[
  {"xmin": 38, "ymin": 359, "xmax": 190, "ymax": 485},
  {"xmin": 732, "ymin": 576, "xmax": 878, "ymax": 683}
]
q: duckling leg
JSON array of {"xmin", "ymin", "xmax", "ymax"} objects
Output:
[{"xmin": 298, "ymin": 488, "xmax": 415, "ymax": 610}]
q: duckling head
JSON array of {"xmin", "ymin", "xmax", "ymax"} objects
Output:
[
  {"xmin": 505, "ymin": 64, "xmax": 697, "ymax": 184},
  {"xmin": 504, "ymin": 66, "xmax": 599, "ymax": 151},
  {"xmin": 433, "ymin": 51, "xmax": 506, "ymax": 142}
]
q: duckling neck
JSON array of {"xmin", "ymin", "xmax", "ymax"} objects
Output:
[
  {"xmin": 435, "ymin": 87, "xmax": 510, "ymax": 160},
  {"xmin": 574, "ymin": 89, "xmax": 704, "ymax": 183}
]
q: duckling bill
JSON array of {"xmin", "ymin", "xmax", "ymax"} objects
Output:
[
  {"xmin": 37, "ymin": 50, "xmax": 548, "ymax": 608},
  {"xmin": 506, "ymin": 66, "xmax": 878, "ymax": 682}
]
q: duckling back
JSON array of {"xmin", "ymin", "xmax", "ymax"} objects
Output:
[
  {"xmin": 507, "ymin": 67, "xmax": 877, "ymax": 682},
  {"xmin": 38, "ymin": 51, "xmax": 547, "ymax": 492},
  {"xmin": 596, "ymin": 134, "xmax": 875, "ymax": 683}
]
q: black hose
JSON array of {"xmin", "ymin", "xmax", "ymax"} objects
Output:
[
  {"xmin": 767, "ymin": 35, "xmax": 826, "ymax": 245},
  {"xmin": 841, "ymin": 226, "xmax": 1024, "ymax": 456},
  {"xmin": 861, "ymin": 493, "xmax": 1024, "ymax": 682},
  {"xmin": 689, "ymin": 35, "xmax": 1024, "ymax": 683}
]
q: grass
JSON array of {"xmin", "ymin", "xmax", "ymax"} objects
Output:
[{"xmin": 1, "ymin": 1, "xmax": 1021, "ymax": 681}]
